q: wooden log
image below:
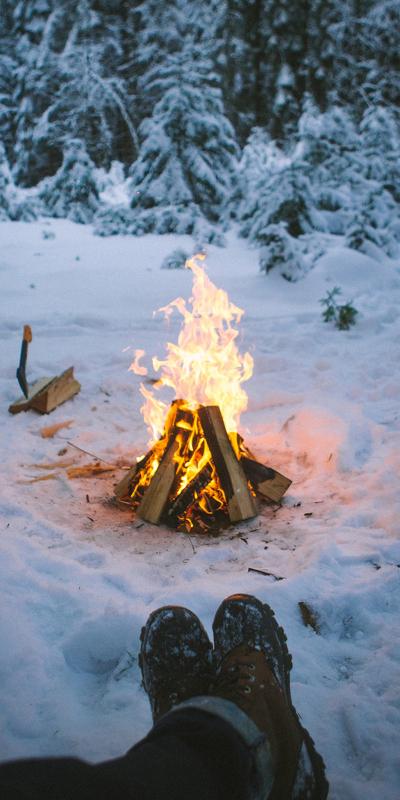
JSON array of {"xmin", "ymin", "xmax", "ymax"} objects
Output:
[
  {"xmin": 257, "ymin": 471, "xmax": 292, "ymax": 504},
  {"xmin": 8, "ymin": 376, "xmax": 55, "ymax": 414},
  {"xmin": 197, "ymin": 406, "xmax": 257, "ymax": 523},
  {"xmin": 240, "ymin": 455, "xmax": 292, "ymax": 504},
  {"xmin": 29, "ymin": 367, "xmax": 81, "ymax": 414},
  {"xmin": 137, "ymin": 437, "xmax": 179, "ymax": 524},
  {"xmin": 167, "ymin": 462, "xmax": 213, "ymax": 524},
  {"xmin": 114, "ymin": 464, "xmax": 139, "ymax": 499},
  {"xmin": 241, "ymin": 455, "xmax": 275, "ymax": 485},
  {"xmin": 113, "ymin": 449, "xmax": 152, "ymax": 500},
  {"xmin": 137, "ymin": 405, "xmax": 193, "ymax": 525}
]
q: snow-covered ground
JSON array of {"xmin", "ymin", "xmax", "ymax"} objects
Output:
[{"xmin": 1, "ymin": 219, "xmax": 400, "ymax": 799}]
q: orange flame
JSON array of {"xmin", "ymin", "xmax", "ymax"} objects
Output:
[{"xmin": 138, "ymin": 255, "xmax": 253, "ymax": 444}]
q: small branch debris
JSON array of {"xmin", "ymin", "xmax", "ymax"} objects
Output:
[
  {"xmin": 248, "ymin": 567, "xmax": 284, "ymax": 580},
  {"xmin": 41, "ymin": 420, "xmax": 75, "ymax": 438},
  {"xmin": 298, "ymin": 601, "xmax": 321, "ymax": 634}
]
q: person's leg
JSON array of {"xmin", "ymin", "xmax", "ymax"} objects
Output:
[
  {"xmin": 210, "ymin": 594, "xmax": 329, "ymax": 800},
  {"xmin": 97, "ymin": 706, "xmax": 256, "ymax": 800},
  {"xmin": 0, "ymin": 606, "xmax": 262, "ymax": 800},
  {"xmin": 0, "ymin": 707, "xmax": 258, "ymax": 800}
]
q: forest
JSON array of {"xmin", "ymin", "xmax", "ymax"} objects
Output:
[{"xmin": 1, "ymin": 0, "xmax": 400, "ymax": 272}]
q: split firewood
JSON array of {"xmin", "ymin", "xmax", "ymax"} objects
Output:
[
  {"xmin": 137, "ymin": 437, "xmax": 180, "ymax": 524},
  {"xmin": 29, "ymin": 367, "xmax": 81, "ymax": 414},
  {"xmin": 240, "ymin": 455, "xmax": 292, "ymax": 504},
  {"xmin": 197, "ymin": 406, "xmax": 257, "ymax": 523},
  {"xmin": 137, "ymin": 404, "xmax": 194, "ymax": 525},
  {"xmin": 114, "ymin": 451, "xmax": 154, "ymax": 499},
  {"xmin": 9, "ymin": 377, "xmax": 55, "ymax": 414},
  {"xmin": 40, "ymin": 420, "xmax": 75, "ymax": 438},
  {"xmin": 167, "ymin": 462, "xmax": 213, "ymax": 525}
]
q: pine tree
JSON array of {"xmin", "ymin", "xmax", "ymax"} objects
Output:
[
  {"xmin": 0, "ymin": 139, "xmax": 14, "ymax": 219},
  {"xmin": 221, "ymin": 0, "xmax": 339, "ymax": 145},
  {"xmin": 12, "ymin": 0, "xmax": 137, "ymax": 185},
  {"xmin": 0, "ymin": 0, "xmax": 18, "ymax": 159},
  {"xmin": 125, "ymin": 2, "xmax": 239, "ymax": 241},
  {"xmin": 38, "ymin": 137, "xmax": 99, "ymax": 222}
]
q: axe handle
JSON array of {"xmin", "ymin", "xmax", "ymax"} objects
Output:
[{"xmin": 23, "ymin": 325, "xmax": 32, "ymax": 343}]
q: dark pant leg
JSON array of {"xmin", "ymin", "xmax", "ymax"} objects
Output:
[{"xmin": 0, "ymin": 708, "xmax": 253, "ymax": 800}]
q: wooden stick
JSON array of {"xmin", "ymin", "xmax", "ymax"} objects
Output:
[
  {"xmin": 67, "ymin": 441, "xmax": 116, "ymax": 466},
  {"xmin": 198, "ymin": 406, "xmax": 257, "ymax": 523}
]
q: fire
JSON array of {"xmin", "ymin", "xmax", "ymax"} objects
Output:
[
  {"xmin": 131, "ymin": 254, "xmax": 254, "ymax": 443},
  {"xmin": 126, "ymin": 255, "xmax": 255, "ymax": 531}
]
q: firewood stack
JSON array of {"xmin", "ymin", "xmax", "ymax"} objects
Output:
[{"xmin": 115, "ymin": 399, "xmax": 291, "ymax": 533}]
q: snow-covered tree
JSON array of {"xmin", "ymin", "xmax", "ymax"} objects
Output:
[
  {"xmin": 38, "ymin": 138, "xmax": 99, "ymax": 222},
  {"xmin": 0, "ymin": 1, "xmax": 17, "ymax": 158},
  {"xmin": 12, "ymin": 0, "xmax": 137, "ymax": 185},
  {"xmin": 0, "ymin": 138, "xmax": 37, "ymax": 219},
  {"xmin": 0, "ymin": 139, "xmax": 14, "ymax": 218},
  {"xmin": 237, "ymin": 125, "xmax": 315, "ymax": 244},
  {"xmin": 122, "ymin": 4, "xmax": 239, "ymax": 242},
  {"xmin": 221, "ymin": 0, "xmax": 339, "ymax": 144}
]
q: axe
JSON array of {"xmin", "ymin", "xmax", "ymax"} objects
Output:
[{"xmin": 17, "ymin": 325, "xmax": 32, "ymax": 398}]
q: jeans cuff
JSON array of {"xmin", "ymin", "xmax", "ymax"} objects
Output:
[{"xmin": 164, "ymin": 696, "xmax": 275, "ymax": 800}]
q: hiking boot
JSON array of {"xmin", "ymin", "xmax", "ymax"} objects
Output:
[
  {"xmin": 212, "ymin": 594, "xmax": 329, "ymax": 800},
  {"xmin": 139, "ymin": 606, "xmax": 213, "ymax": 723}
]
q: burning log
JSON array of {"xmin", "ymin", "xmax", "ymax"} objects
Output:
[
  {"xmin": 137, "ymin": 402, "xmax": 195, "ymax": 524},
  {"xmin": 240, "ymin": 456, "xmax": 292, "ymax": 504},
  {"xmin": 167, "ymin": 462, "xmax": 213, "ymax": 525},
  {"xmin": 114, "ymin": 451, "xmax": 154, "ymax": 500},
  {"xmin": 137, "ymin": 437, "xmax": 179, "ymax": 524},
  {"xmin": 115, "ymin": 255, "xmax": 292, "ymax": 531},
  {"xmin": 197, "ymin": 406, "xmax": 257, "ymax": 523},
  {"xmin": 114, "ymin": 399, "xmax": 292, "ymax": 530}
]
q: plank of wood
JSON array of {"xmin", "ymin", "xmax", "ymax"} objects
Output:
[
  {"xmin": 40, "ymin": 420, "xmax": 75, "ymax": 438},
  {"xmin": 198, "ymin": 406, "xmax": 257, "ymax": 523},
  {"xmin": 137, "ymin": 438, "xmax": 179, "ymax": 524},
  {"xmin": 257, "ymin": 471, "xmax": 292, "ymax": 504},
  {"xmin": 29, "ymin": 367, "xmax": 81, "ymax": 414},
  {"xmin": 240, "ymin": 455, "xmax": 291, "ymax": 504},
  {"xmin": 241, "ymin": 455, "xmax": 276, "ymax": 486},
  {"xmin": 8, "ymin": 376, "xmax": 55, "ymax": 414},
  {"xmin": 114, "ymin": 464, "xmax": 139, "ymax": 499}
]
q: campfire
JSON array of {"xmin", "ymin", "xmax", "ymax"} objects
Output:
[{"xmin": 115, "ymin": 255, "xmax": 291, "ymax": 533}]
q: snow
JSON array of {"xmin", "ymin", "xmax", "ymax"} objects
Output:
[{"xmin": 1, "ymin": 218, "xmax": 400, "ymax": 799}]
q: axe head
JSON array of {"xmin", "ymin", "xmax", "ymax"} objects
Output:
[
  {"xmin": 16, "ymin": 326, "xmax": 32, "ymax": 398},
  {"xmin": 17, "ymin": 364, "xmax": 29, "ymax": 398}
]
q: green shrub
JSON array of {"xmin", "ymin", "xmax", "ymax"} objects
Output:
[{"xmin": 319, "ymin": 287, "xmax": 358, "ymax": 330}]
